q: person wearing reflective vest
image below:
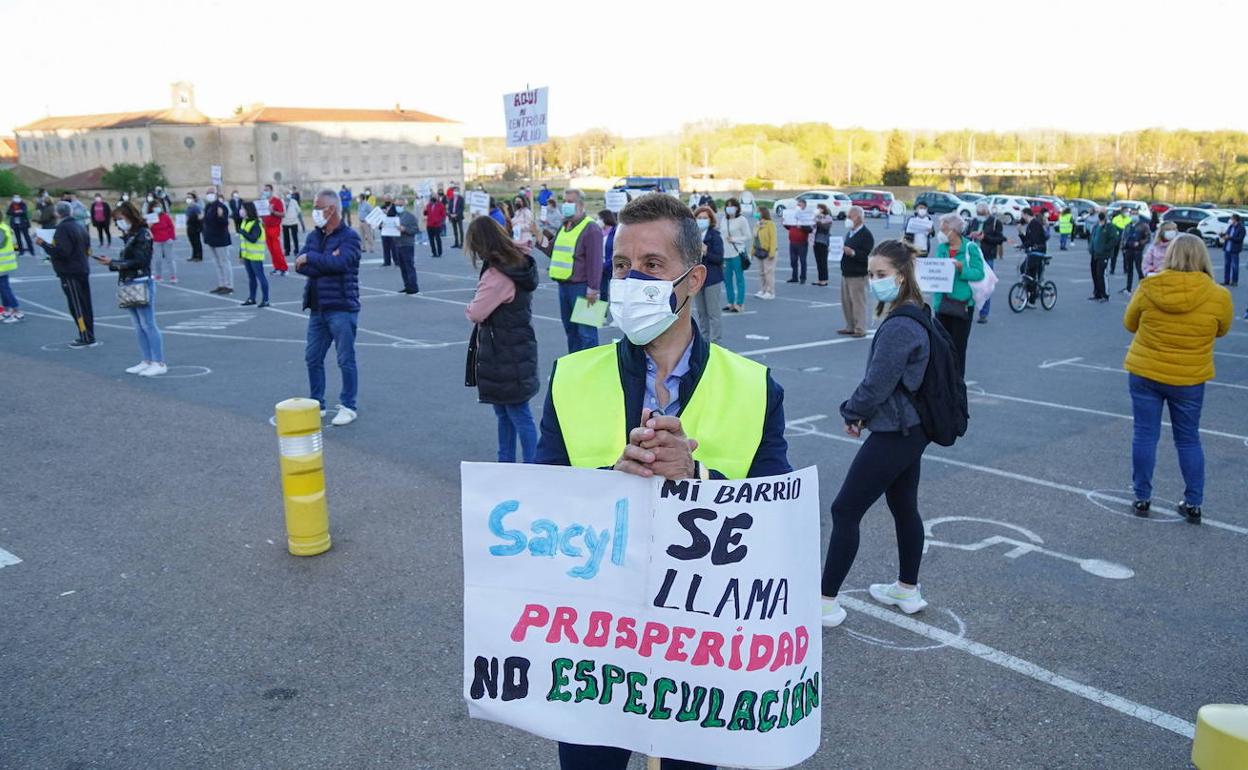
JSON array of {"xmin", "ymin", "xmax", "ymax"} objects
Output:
[
  {"xmin": 238, "ymin": 201, "xmax": 270, "ymax": 307},
  {"xmin": 1057, "ymin": 208, "xmax": 1075, "ymax": 251},
  {"xmin": 0, "ymin": 211, "xmax": 23, "ymax": 322},
  {"xmin": 1110, "ymin": 209, "xmax": 1133, "ymax": 274},
  {"xmin": 536, "ymin": 188, "xmax": 603, "ymax": 354},
  {"xmin": 535, "ymin": 191, "xmax": 792, "ymax": 770}
]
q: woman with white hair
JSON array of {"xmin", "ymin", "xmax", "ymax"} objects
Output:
[{"xmin": 929, "ymin": 213, "xmax": 985, "ymax": 376}]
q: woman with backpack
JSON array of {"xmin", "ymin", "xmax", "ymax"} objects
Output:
[
  {"xmin": 820, "ymin": 239, "xmax": 937, "ymax": 627},
  {"xmin": 931, "ymin": 213, "xmax": 985, "ymax": 378},
  {"xmin": 464, "ymin": 217, "xmax": 540, "ymax": 464}
]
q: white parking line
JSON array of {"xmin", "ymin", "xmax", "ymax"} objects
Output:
[
  {"xmin": 968, "ymin": 387, "xmax": 1248, "ymax": 443},
  {"xmin": 741, "ymin": 332, "xmax": 875, "ymax": 356},
  {"xmin": 838, "ymin": 596, "xmax": 1195, "ymax": 739},
  {"xmin": 0, "ymin": 546, "xmax": 22, "ymax": 568},
  {"xmin": 1042, "ymin": 357, "xmax": 1248, "ymax": 391},
  {"xmin": 785, "ymin": 416, "xmax": 1248, "ymax": 536}
]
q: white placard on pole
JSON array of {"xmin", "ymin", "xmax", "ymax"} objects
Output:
[
  {"xmin": 827, "ymin": 235, "xmax": 845, "ymax": 261},
  {"xmin": 503, "ymin": 87, "xmax": 549, "ymax": 148},
  {"xmin": 365, "ymin": 206, "xmax": 386, "ymax": 228},
  {"xmin": 210, "ymin": 165, "xmax": 222, "ymax": 187},
  {"xmin": 796, "ymin": 209, "xmax": 815, "ymax": 227},
  {"xmin": 461, "ymin": 462, "xmax": 822, "ymax": 770},
  {"xmin": 467, "ymin": 191, "xmax": 490, "ymax": 215},
  {"xmin": 254, "ymin": 199, "xmax": 271, "ymax": 217},
  {"xmin": 916, "ymin": 258, "xmax": 957, "ymax": 293},
  {"xmin": 604, "ymin": 190, "xmax": 628, "ymax": 213}
]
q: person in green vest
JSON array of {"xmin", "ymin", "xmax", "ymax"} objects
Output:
[
  {"xmin": 1057, "ymin": 207, "xmax": 1074, "ymax": 251},
  {"xmin": 0, "ymin": 209, "xmax": 24, "ymax": 322},
  {"xmin": 535, "ymin": 188, "xmax": 603, "ymax": 353},
  {"xmin": 238, "ymin": 201, "xmax": 271, "ymax": 307},
  {"xmin": 1110, "ymin": 208, "xmax": 1133, "ymax": 274},
  {"xmin": 534, "ymin": 183, "xmax": 793, "ymax": 770}
]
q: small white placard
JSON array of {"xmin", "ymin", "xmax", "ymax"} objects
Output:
[
  {"xmin": 175, "ymin": 214, "xmax": 187, "ymax": 229},
  {"xmin": 254, "ymin": 199, "xmax": 271, "ymax": 217},
  {"xmin": 144, "ymin": 212, "xmax": 160, "ymax": 225},
  {"xmin": 35, "ymin": 228, "xmax": 57, "ymax": 243},
  {"xmin": 827, "ymin": 235, "xmax": 845, "ymax": 261},
  {"xmin": 916, "ymin": 257, "xmax": 956, "ymax": 293},
  {"xmin": 796, "ymin": 208, "xmax": 815, "ymax": 226},
  {"xmin": 467, "ymin": 191, "xmax": 490, "ymax": 215},
  {"xmin": 604, "ymin": 190, "xmax": 628, "ymax": 213},
  {"xmin": 782, "ymin": 208, "xmax": 798, "ymax": 226},
  {"xmin": 365, "ymin": 206, "xmax": 386, "ymax": 228},
  {"xmin": 906, "ymin": 217, "xmax": 933, "ymax": 235},
  {"xmin": 380, "ymin": 216, "xmax": 401, "ymax": 237}
]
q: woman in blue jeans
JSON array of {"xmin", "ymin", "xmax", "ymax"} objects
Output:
[
  {"xmin": 464, "ymin": 217, "xmax": 540, "ymax": 462},
  {"xmin": 98, "ymin": 202, "xmax": 167, "ymax": 376},
  {"xmin": 1122, "ymin": 234, "xmax": 1232, "ymax": 522}
]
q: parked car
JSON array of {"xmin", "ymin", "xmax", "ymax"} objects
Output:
[
  {"xmin": 956, "ymin": 192, "xmax": 986, "ymax": 203},
  {"xmin": 1027, "ymin": 198, "xmax": 1061, "ymax": 222},
  {"xmin": 1162, "ymin": 206, "xmax": 1214, "ymax": 234},
  {"xmin": 1068, "ymin": 198, "xmax": 1100, "ymax": 238},
  {"xmin": 1106, "ymin": 200, "xmax": 1150, "ymax": 220},
  {"xmin": 1149, "ymin": 202, "xmax": 1173, "ymax": 214},
  {"xmin": 913, "ymin": 191, "xmax": 963, "ymax": 215},
  {"xmin": 611, "ymin": 176, "xmax": 681, "ymax": 201},
  {"xmin": 1193, "ymin": 202, "xmax": 1219, "ymax": 210},
  {"xmin": 983, "ymin": 195, "xmax": 1030, "ymax": 224},
  {"xmin": 774, "ymin": 190, "xmax": 852, "ymax": 218},
  {"xmin": 1196, "ymin": 210, "xmax": 1237, "ymax": 244},
  {"xmin": 847, "ymin": 190, "xmax": 895, "ymax": 217}
]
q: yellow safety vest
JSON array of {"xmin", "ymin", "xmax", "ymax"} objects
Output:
[
  {"xmin": 550, "ymin": 342, "xmax": 768, "ymax": 479},
  {"xmin": 1112, "ymin": 214, "xmax": 1132, "ymax": 232},
  {"xmin": 240, "ymin": 220, "xmax": 267, "ymax": 261},
  {"xmin": 549, "ymin": 215, "xmax": 592, "ymax": 281},
  {"xmin": 1057, "ymin": 213, "xmax": 1074, "ymax": 235},
  {"xmin": 0, "ymin": 222, "xmax": 15, "ymax": 273}
]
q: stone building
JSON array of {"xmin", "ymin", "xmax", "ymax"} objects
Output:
[{"xmin": 12, "ymin": 83, "xmax": 464, "ymax": 196}]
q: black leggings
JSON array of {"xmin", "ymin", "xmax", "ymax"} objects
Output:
[
  {"xmin": 429, "ymin": 227, "xmax": 443, "ymax": 257},
  {"xmin": 283, "ymin": 224, "xmax": 300, "ymax": 255},
  {"xmin": 93, "ymin": 222, "xmax": 110, "ymax": 246},
  {"xmin": 1123, "ymin": 250, "xmax": 1145, "ymax": 290},
  {"xmin": 937, "ymin": 311, "xmax": 971, "ymax": 378},
  {"xmin": 821, "ymin": 429, "xmax": 929, "ymax": 597}
]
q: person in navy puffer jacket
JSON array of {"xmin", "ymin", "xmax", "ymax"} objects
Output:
[{"xmin": 295, "ymin": 189, "xmax": 363, "ymax": 426}]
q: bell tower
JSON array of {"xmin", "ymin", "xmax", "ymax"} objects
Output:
[{"xmin": 170, "ymin": 81, "xmax": 196, "ymax": 113}]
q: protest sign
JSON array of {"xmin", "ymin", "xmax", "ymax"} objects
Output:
[
  {"xmin": 503, "ymin": 87, "xmax": 549, "ymax": 148},
  {"xmin": 916, "ymin": 257, "xmax": 956, "ymax": 293},
  {"xmin": 365, "ymin": 206, "xmax": 386, "ymax": 228},
  {"xmin": 144, "ymin": 212, "xmax": 160, "ymax": 225},
  {"xmin": 887, "ymin": 215, "xmax": 905, "ymax": 226},
  {"xmin": 826, "ymin": 235, "xmax": 844, "ymax": 262},
  {"xmin": 35, "ymin": 228, "xmax": 57, "ymax": 244},
  {"xmin": 604, "ymin": 190, "xmax": 629, "ymax": 213},
  {"xmin": 174, "ymin": 214, "xmax": 187, "ymax": 229},
  {"xmin": 905, "ymin": 217, "xmax": 932, "ymax": 236},
  {"xmin": 795, "ymin": 209, "xmax": 815, "ymax": 227},
  {"xmin": 462, "ymin": 463, "xmax": 822, "ymax": 770},
  {"xmin": 380, "ymin": 217, "xmax": 401, "ymax": 237},
  {"xmin": 467, "ymin": 191, "xmax": 490, "ymax": 215},
  {"xmin": 781, "ymin": 209, "xmax": 797, "ymax": 227},
  {"xmin": 254, "ymin": 199, "xmax": 271, "ymax": 217},
  {"xmin": 210, "ymin": 165, "xmax": 222, "ymax": 187}
]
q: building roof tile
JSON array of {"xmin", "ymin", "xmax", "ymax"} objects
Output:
[
  {"xmin": 15, "ymin": 109, "xmax": 213, "ymax": 132},
  {"xmin": 227, "ymin": 106, "xmax": 456, "ymax": 125}
]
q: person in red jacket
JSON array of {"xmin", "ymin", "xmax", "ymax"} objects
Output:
[
  {"xmin": 784, "ymin": 199, "xmax": 814, "ymax": 284},
  {"xmin": 260, "ymin": 184, "xmax": 289, "ymax": 275},
  {"xmin": 424, "ymin": 194, "xmax": 447, "ymax": 258},
  {"xmin": 148, "ymin": 200, "xmax": 178, "ymax": 283}
]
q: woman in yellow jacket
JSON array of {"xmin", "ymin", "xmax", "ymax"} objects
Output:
[
  {"xmin": 1123, "ymin": 233, "xmax": 1232, "ymax": 523},
  {"xmin": 753, "ymin": 206, "xmax": 778, "ymax": 300}
]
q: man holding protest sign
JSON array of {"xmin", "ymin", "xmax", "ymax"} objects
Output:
[{"xmin": 532, "ymin": 192, "xmax": 794, "ymax": 769}]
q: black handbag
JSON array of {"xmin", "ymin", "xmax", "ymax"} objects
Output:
[{"xmin": 937, "ymin": 296, "xmax": 971, "ymax": 321}]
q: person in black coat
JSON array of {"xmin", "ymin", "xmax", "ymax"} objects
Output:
[
  {"xmin": 463, "ymin": 216, "xmax": 539, "ymax": 463},
  {"xmin": 447, "ymin": 187, "xmax": 466, "ymax": 248},
  {"xmin": 35, "ymin": 201, "xmax": 96, "ymax": 347},
  {"xmin": 97, "ymin": 202, "xmax": 167, "ymax": 375},
  {"xmin": 1019, "ymin": 209, "xmax": 1048, "ymax": 305},
  {"xmin": 967, "ymin": 203, "xmax": 1005, "ymax": 322},
  {"xmin": 202, "ymin": 188, "xmax": 234, "ymax": 294}
]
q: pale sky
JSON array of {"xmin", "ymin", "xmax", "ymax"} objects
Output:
[{"xmin": 4, "ymin": 0, "xmax": 1245, "ymax": 138}]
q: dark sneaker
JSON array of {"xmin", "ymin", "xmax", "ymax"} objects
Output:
[
  {"xmin": 1132, "ymin": 499, "xmax": 1151, "ymax": 517},
  {"xmin": 1177, "ymin": 502, "xmax": 1201, "ymax": 524},
  {"xmin": 68, "ymin": 339, "xmax": 98, "ymax": 349},
  {"xmin": 258, "ymin": 300, "xmax": 270, "ymax": 308},
  {"xmin": 240, "ymin": 298, "xmax": 256, "ymax": 306}
]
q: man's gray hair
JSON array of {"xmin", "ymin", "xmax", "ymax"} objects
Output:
[
  {"xmin": 315, "ymin": 188, "xmax": 340, "ymax": 212},
  {"xmin": 55, "ymin": 201, "xmax": 72, "ymax": 218},
  {"xmin": 848, "ymin": 205, "xmax": 864, "ymax": 219},
  {"xmin": 939, "ymin": 212, "xmax": 965, "ymax": 231},
  {"xmin": 619, "ymin": 193, "xmax": 703, "ymax": 269},
  {"xmin": 976, "ymin": 202, "xmax": 990, "ymax": 215},
  {"xmin": 564, "ymin": 188, "xmax": 583, "ymax": 203}
]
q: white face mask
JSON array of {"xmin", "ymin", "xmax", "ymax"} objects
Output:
[
  {"xmin": 696, "ymin": 218, "xmax": 710, "ymax": 232},
  {"xmin": 1162, "ymin": 230, "xmax": 1177, "ymax": 241},
  {"xmin": 915, "ymin": 208, "xmax": 927, "ymax": 217},
  {"xmin": 725, "ymin": 206, "xmax": 737, "ymax": 216},
  {"xmin": 185, "ymin": 198, "xmax": 194, "ymax": 205},
  {"xmin": 146, "ymin": 195, "xmax": 155, "ymax": 203},
  {"xmin": 116, "ymin": 219, "xmax": 130, "ymax": 232},
  {"xmin": 395, "ymin": 206, "xmax": 405, "ymax": 213},
  {"xmin": 311, "ymin": 208, "xmax": 327, "ymax": 228},
  {"xmin": 936, "ymin": 230, "xmax": 951, "ymax": 245},
  {"xmin": 205, "ymin": 193, "xmax": 217, "ymax": 202},
  {"xmin": 153, "ymin": 206, "xmax": 163, "ymax": 214},
  {"xmin": 12, "ymin": 197, "xmax": 20, "ymax": 203},
  {"xmin": 844, "ymin": 219, "xmax": 854, "ymax": 229},
  {"xmin": 608, "ymin": 269, "xmax": 693, "ymax": 346}
]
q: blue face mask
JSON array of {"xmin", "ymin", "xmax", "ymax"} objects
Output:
[
  {"xmin": 869, "ymin": 275, "xmax": 900, "ymax": 303},
  {"xmin": 560, "ymin": 202, "xmax": 577, "ymax": 218}
]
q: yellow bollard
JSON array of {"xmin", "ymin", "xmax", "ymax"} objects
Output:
[
  {"xmin": 1192, "ymin": 704, "xmax": 1248, "ymax": 770},
  {"xmin": 273, "ymin": 398, "xmax": 332, "ymax": 556}
]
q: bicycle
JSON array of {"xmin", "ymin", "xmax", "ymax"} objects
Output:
[{"xmin": 1008, "ymin": 252, "xmax": 1057, "ymax": 312}]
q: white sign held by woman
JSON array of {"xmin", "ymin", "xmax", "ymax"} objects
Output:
[
  {"xmin": 467, "ymin": 191, "xmax": 490, "ymax": 215},
  {"xmin": 916, "ymin": 258, "xmax": 956, "ymax": 293}
]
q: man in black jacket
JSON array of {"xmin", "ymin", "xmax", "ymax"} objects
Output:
[
  {"xmin": 968, "ymin": 202, "xmax": 1006, "ymax": 323},
  {"xmin": 446, "ymin": 186, "xmax": 465, "ymax": 248},
  {"xmin": 837, "ymin": 205, "xmax": 875, "ymax": 337},
  {"xmin": 1019, "ymin": 209, "xmax": 1048, "ymax": 307},
  {"xmin": 36, "ymin": 201, "xmax": 96, "ymax": 347}
]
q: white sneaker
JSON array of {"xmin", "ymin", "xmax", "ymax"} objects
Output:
[
  {"xmin": 868, "ymin": 582, "xmax": 928, "ymax": 614},
  {"xmin": 125, "ymin": 361, "xmax": 151, "ymax": 374},
  {"xmin": 754, "ymin": 291, "xmax": 767, "ymax": 299},
  {"xmin": 763, "ymin": 292, "xmax": 776, "ymax": 300},
  {"xmin": 330, "ymin": 405, "xmax": 357, "ymax": 426},
  {"xmin": 139, "ymin": 362, "xmax": 168, "ymax": 377},
  {"xmin": 821, "ymin": 597, "xmax": 846, "ymax": 627},
  {"xmin": 3, "ymin": 311, "xmax": 24, "ymax": 323}
]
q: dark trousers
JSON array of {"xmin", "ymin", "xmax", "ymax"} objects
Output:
[
  {"xmin": 188, "ymin": 226, "xmax": 202, "ymax": 260},
  {"xmin": 813, "ymin": 242, "xmax": 830, "ymax": 282},
  {"xmin": 937, "ymin": 310, "xmax": 972, "ymax": 378},
  {"xmin": 429, "ymin": 226, "xmax": 443, "ymax": 257},
  {"xmin": 821, "ymin": 428, "xmax": 929, "ymax": 597},
  {"xmin": 382, "ymin": 237, "xmax": 395, "ymax": 266},
  {"xmin": 451, "ymin": 216, "xmax": 464, "ymax": 246},
  {"xmin": 1123, "ymin": 249, "xmax": 1144, "ymax": 290},
  {"xmin": 58, "ymin": 274, "xmax": 95, "ymax": 343},
  {"xmin": 13, "ymin": 224, "xmax": 33, "ymax": 254},
  {"xmin": 1091, "ymin": 257, "xmax": 1108, "ymax": 299},
  {"xmin": 283, "ymin": 224, "xmax": 300, "ymax": 256},
  {"xmin": 557, "ymin": 743, "xmax": 713, "ymax": 770},
  {"xmin": 789, "ymin": 241, "xmax": 807, "ymax": 282},
  {"xmin": 1024, "ymin": 253, "xmax": 1045, "ymax": 302},
  {"xmin": 1224, "ymin": 251, "xmax": 1241, "ymax": 285},
  {"xmin": 396, "ymin": 242, "xmax": 419, "ymax": 292},
  {"xmin": 1109, "ymin": 243, "xmax": 1120, "ymax": 273},
  {"xmin": 93, "ymin": 222, "xmax": 111, "ymax": 247},
  {"xmin": 342, "ymin": 208, "xmax": 352, "ymax": 227},
  {"xmin": 556, "ymin": 281, "xmax": 599, "ymax": 353},
  {"xmin": 232, "ymin": 216, "xmax": 242, "ymax": 234},
  {"xmin": 243, "ymin": 259, "xmax": 269, "ymax": 302}
]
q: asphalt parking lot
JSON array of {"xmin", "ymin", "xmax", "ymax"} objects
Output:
[{"xmin": 1, "ymin": 220, "xmax": 1246, "ymax": 769}]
